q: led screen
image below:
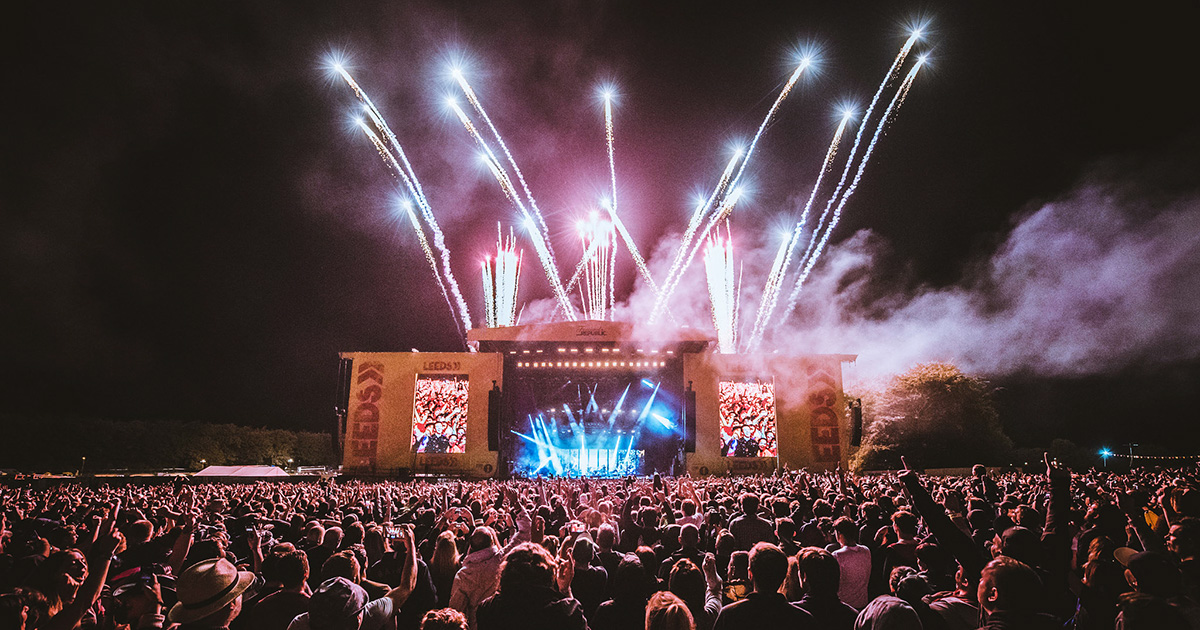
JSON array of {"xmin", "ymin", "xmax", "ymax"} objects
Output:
[
  {"xmin": 508, "ymin": 369, "xmax": 683, "ymax": 476},
  {"xmin": 719, "ymin": 380, "xmax": 778, "ymax": 457},
  {"xmin": 412, "ymin": 374, "xmax": 468, "ymax": 453}
]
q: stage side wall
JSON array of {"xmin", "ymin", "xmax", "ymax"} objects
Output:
[
  {"xmin": 341, "ymin": 352, "xmax": 501, "ymax": 477},
  {"xmin": 684, "ymin": 354, "xmax": 851, "ymax": 474}
]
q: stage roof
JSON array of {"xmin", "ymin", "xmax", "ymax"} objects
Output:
[{"xmin": 467, "ymin": 320, "xmax": 714, "ymax": 352}]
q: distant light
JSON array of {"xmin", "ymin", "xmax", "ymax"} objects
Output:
[
  {"xmin": 912, "ymin": 29, "xmax": 923, "ymax": 39},
  {"xmin": 1100, "ymin": 448, "xmax": 1112, "ymax": 457}
]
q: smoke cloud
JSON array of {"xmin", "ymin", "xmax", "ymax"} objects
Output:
[{"xmin": 601, "ymin": 166, "xmax": 1200, "ymax": 383}]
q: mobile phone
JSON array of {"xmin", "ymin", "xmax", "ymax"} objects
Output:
[
  {"xmin": 385, "ymin": 525, "xmax": 401, "ymax": 539},
  {"xmin": 568, "ymin": 521, "xmax": 585, "ymax": 534}
]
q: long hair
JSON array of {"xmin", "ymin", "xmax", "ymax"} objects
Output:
[
  {"xmin": 645, "ymin": 591, "xmax": 695, "ymax": 630},
  {"xmin": 431, "ymin": 531, "xmax": 461, "ymax": 581},
  {"xmin": 23, "ymin": 549, "xmax": 85, "ymax": 615}
]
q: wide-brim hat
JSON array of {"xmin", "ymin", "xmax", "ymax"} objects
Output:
[{"xmin": 168, "ymin": 558, "xmax": 256, "ymax": 624}]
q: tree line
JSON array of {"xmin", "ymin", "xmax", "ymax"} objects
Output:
[{"xmin": 0, "ymin": 415, "xmax": 335, "ymax": 472}]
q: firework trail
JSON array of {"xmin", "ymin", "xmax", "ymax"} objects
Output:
[
  {"xmin": 600, "ymin": 94, "xmax": 661, "ymax": 300},
  {"xmin": 452, "ymin": 70, "xmax": 559, "ymax": 264},
  {"xmin": 605, "ymin": 95, "xmax": 618, "ymax": 218},
  {"xmin": 746, "ymin": 113, "xmax": 851, "ymax": 349},
  {"xmin": 355, "ymin": 120, "xmax": 462, "ymax": 340},
  {"xmin": 734, "ymin": 258, "xmax": 743, "ymax": 352},
  {"xmin": 608, "ymin": 226, "xmax": 617, "ymax": 321},
  {"xmin": 781, "ymin": 57, "xmax": 926, "ymax": 325},
  {"xmin": 748, "ymin": 235, "xmax": 791, "ymax": 349},
  {"xmin": 703, "ymin": 225, "xmax": 737, "ymax": 354},
  {"xmin": 604, "ymin": 94, "xmax": 662, "ymax": 298},
  {"xmin": 654, "ymin": 187, "xmax": 745, "ymax": 325},
  {"xmin": 450, "ymin": 100, "xmax": 577, "ymax": 319},
  {"xmin": 335, "ymin": 66, "xmax": 474, "ymax": 334},
  {"xmin": 482, "ymin": 260, "xmax": 494, "ymax": 327},
  {"xmin": 788, "ymin": 31, "xmax": 921, "ymax": 304},
  {"xmin": 653, "ymin": 59, "xmax": 809, "ymax": 323},
  {"xmin": 664, "ymin": 151, "xmax": 743, "ymax": 297},
  {"xmin": 575, "ymin": 215, "xmax": 614, "ymax": 320},
  {"xmin": 652, "ymin": 154, "xmax": 741, "ymax": 325},
  {"xmin": 562, "ymin": 235, "xmax": 602, "ymax": 296},
  {"xmin": 724, "ymin": 58, "xmax": 811, "ymax": 200}
]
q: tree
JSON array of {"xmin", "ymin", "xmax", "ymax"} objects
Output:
[{"xmin": 851, "ymin": 362, "xmax": 1012, "ymax": 471}]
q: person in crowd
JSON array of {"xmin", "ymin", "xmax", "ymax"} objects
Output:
[
  {"xmin": 712, "ymin": 543, "xmax": 813, "ymax": 629},
  {"xmin": 832, "ymin": 516, "xmax": 872, "ymax": 610},
  {"xmin": 592, "ymin": 557, "xmax": 649, "ymax": 630},
  {"xmin": 246, "ymin": 548, "xmax": 310, "ymax": 630},
  {"xmin": 447, "ymin": 526, "xmax": 504, "ymax": 630},
  {"xmin": 168, "ymin": 558, "xmax": 256, "ymax": 630},
  {"xmin": 475, "ymin": 543, "xmax": 587, "ymax": 630},
  {"xmin": 728, "ymin": 495, "xmax": 775, "ymax": 552},
  {"xmin": 286, "ymin": 524, "xmax": 418, "ymax": 630},
  {"xmin": 976, "ymin": 556, "xmax": 1060, "ymax": 629},
  {"xmin": 568, "ymin": 536, "xmax": 608, "ymax": 618},
  {"xmin": 667, "ymin": 557, "xmax": 721, "ymax": 630},
  {"xmin": 419, "ymin": 608, "xmax": 468, "ymax": 630},
  {"xmin": 428, "ymin": 532, "xmax": 460, "ymax": 609},
  {"xmin": 793, "ymin": 547, "xmax": 857, "ymax": 630},
  {"xmin": 721, "ymin": 551, "xmax": 750, "ymax": 605},
  {"xmin": 645, "ymin": 590, "xmax": 694, "ymax": 630}
]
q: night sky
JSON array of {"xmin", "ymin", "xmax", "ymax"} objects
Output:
[{"xmin": 5, "ymin": 0, "xmax": 1199, "ymax": 452}]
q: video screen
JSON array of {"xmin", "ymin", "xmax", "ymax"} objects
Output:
[
  {"xmin": 719, "ymin": 380, "xmax": 778, "ymax": 457},
  {"xmin": 412, "ymin": 374, "xmax": 468, "ymax": 454}
]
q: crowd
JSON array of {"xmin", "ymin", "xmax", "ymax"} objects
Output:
[
  {"xmin": 411, "ymin": 377, "xmax": 469, "ymax": 455},
  {"xmin": 718, "ymin": 381, "xmax": 778, "ymax": 457},
  {"xmin": 2, "ymin": 455, "xmax": 1200, "ymax": 630}
]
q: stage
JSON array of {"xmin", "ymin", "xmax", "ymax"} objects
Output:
[{"xmin": 337, "ymin": 320, "xmax": 855, "ymax": 478}]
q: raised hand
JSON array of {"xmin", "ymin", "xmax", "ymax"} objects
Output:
[
  {"xmin": 532, "ymin": 515, "xmax": 545, "ymax": 544},
  {"xmin": 1045, "ymin": 452, "xmax": 1070, "ymax": 483},
  {"xmin": 555, "ymin": 554, "xmax": 575, "ymax": 594}
]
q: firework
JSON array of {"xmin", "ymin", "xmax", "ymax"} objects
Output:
[
  {"xmin": 746, "ymin": 111, "xmax": 851, "ymax": 349},
  {"xmin": 782, "ymin": 56, "xmax": 926, "ymax": 325},
  {"xmin": 452, "ymin": 69, "xmax": 559, "ymax": 264},
  {"xmin": 483, "ymin": 225, "xmax": 523, "ymax": 327},
  {"xmin": 334, "ymin": 66, "xmax": 474, "ymax": 337},
  {"xmin": 658, "ymin": 152, "xmax": 743, "ymax": 310},
  {"xmin": 600, "ymin": 93, "xmax": 661, "ymax": 300},
  {"xmin": 354, "ymin": 120, "xmax": 464, "ymax": 341},
  {"xmin": 789, "ymin": 31, "xmax": 922, "ymax": 305},
  {"xmin": 449, "ymin": 99, "xmax": 578, "ymax": 319},
  {"xmin": 652, "ymin": 59, "xmax": 810, "ymax": 323},
  {"xmin": 331, "ymin": 27, "xmax": 932, "ymax": 340},
  {"xmin": 576, "ymin": 213, "xmax": 615, "ymax": 321},
  {"xmin": 704, "ymin": 225, "xmax": 737, "ymax": 354}
]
